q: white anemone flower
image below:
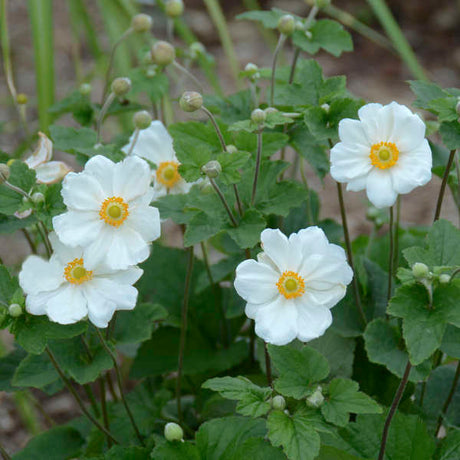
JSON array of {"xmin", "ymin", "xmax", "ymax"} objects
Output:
[
  {"xmin": 122, "ymin": 120, "xmax": 193, "ymax": 199},
  {"xmin": 53, "ymin": 155, "xmax": 161, "ymax": 270},
  {"xmin": 19, "ymin": 233, "xmax": 142, "ymax": 327},
  {"xmin": 330, "ymin": 102, "xmax": 432, "ymax": 208},
  {"xmin": 25, "ymin": 132, "xmax": 72, "ymax": 184},
  {"xmin": 234, "ymin": 227, "xmax": 353, "ymax": 346}
]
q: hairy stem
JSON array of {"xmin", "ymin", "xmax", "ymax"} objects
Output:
[
  {"xmin": 251, "ymin": 128, "xmax": 263, "ymax": 206},
  {"xmin": 210, "ymin": 178, "xmax": 238, "ymax": 227},
  {"xmin": 96, "ymin": 92, "xmax": 116, "ymax": 144},
  {"xmin": 435, "ymin": 360, "xmax": 460, "ymax": 436},
  {"xmin": 434, "ymin": 149, "xmax": 456, "ymax": 221},
  {"xmin": 126, "ymin": 128, "xmax": 140, "ymax": 156},
  {"xmin": 270, "ymin": 34, "xmax": 286, "ymax": 107}
]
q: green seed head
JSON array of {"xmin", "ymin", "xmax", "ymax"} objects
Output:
[
  {"xmin": 111, "ymin": 77, "xmax": 132, "ymax": 97},
  {"xmin": 179, "ymin": 91, "xmax": 203, "ymax": 112},
  {"xmin": 31, "ymin": 192, "xmax": 45, "ymax": 204},
  {"xmin": 190, "ymin": 42, "xmax": 205, "ymax": 59},
  {"xmin": 133, "ymin": 110, "xmax": 152, "ymax": 130},
  {"xmin": 306, "ymin": 386, "xmax": 324, "ymax": 408},
  {"xmin": 16, "ymin": 93, "xmax": 28, "ymax": 105},
  {"xmin": 79, "ymin": 83, "xmax": 92, "ymax": 95},
  {"xmin": 151, "ymin": 41, "xmax": 176, "ymax": 66},
  {"xmin": 277, "ymin": 14, "xmax": 296, "ymax": 36},
  {"xmin": 164, "ymin": 422, "xmax": 183, "ymax": 442},
  {"xmin": 226, "ymin": 145, "xmax": 237, "ymax": 154},
  {"xmin": 165, "ymin": 0, "xmax": 184, "ymax": 18},
  {"xmin": 131, "ymin": 13, "xmax": 153, "ymax": 33}
]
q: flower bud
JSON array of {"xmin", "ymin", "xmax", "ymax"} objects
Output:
[
  {"xmin": 16, "ymin": 93, "xmax": 28, "ymax": 105},
  {"xmin": 277, "ymin": 14, "xmax": 296, "ymax": 36},
  {"xmin": 79, "ymin": 83, "xmax": 92, "ymax": 95},
  {"xmin": 190, "ymin": 42, "xmax": 205, "ymax": 59},
  {"xmin": 133, "ymin": 110, "xmax": 152, "ymax": 130},
  {"xmin": 245, "ymin": 62, "xmax": 259, "ymax": 75},
  {"xmin": 151, "ymin": 41, "xmax": 176, "ymax": 66},
  {"xmin": 264, "ymin": 107, "xmax": 278, "ymax": 115},
  {"xmin": 165, "ymin": 0, "xmax": 184, "ymax": 18},
  {"xmin": 201, "ymin": 160, "xmax": 222, "ymax": 179},
  {"xmin": 0, "ymin": 163, "xmax": 10, "ymax": 184},
  {"xmin": 111, "ymin": 77, "xmax": 132, "ymax": 97},
  {"xmin": 306, "ymin": 386, "xmax": 324, "ymax": 408},
  {"xmin": 251, "ymin": 108, "xmax": 266, "ymax": 125},
  {"xmin": 439, "ymin": 274, "xmax": 451, "ymax": 284},
  {"xmin": 226, "ymin": 145, "xmax": 237, "ymax": 154},
  {"xmin": 295, "ymin": 20, "xmax": 305, "ymax": 31},
  {"xmin": 131, "ymin": 13, "xmax": 153, "ymax": 33},
  {"xmin": 164, "ymin": 422, "xmax": 183, "ymax": 442},
  {"xmin": 412, "ymin": 262, "xmax": 429, "ymax": 279},
  {"xmin": 271, "ymin": 395, "xmax": 286, "ymax": 411},
  {"xmin": 180, "ymin": 91, "xmax": 203, "ymax": 112},
  {"xmin": 31, "ymin": 192, "xmax": 45, "ymax": 204},
  {"xmin": 321, "ymin": 103, "xmax": 330, "ymax": 112},
  {"xmin": 8, "ymin": 303, "xmax": 23, "ymax": 317}
]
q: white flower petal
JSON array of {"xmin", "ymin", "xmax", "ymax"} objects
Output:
[
  {"xmin": 26, "ymin": 290, "xmax": 59, "ymax": 316},
  {"xmin": 127, "ymin": 205, "xmax": 161, "ymax": 242},
  {"xmin": 306, "ymin": 283, "xmax": 347, "ymax": 309},
  {"xmin": 362, "ymin": 103, "xmax": 396, "ymax": 144},
  {"xmin": 345, "ymin": 175, "xmax": 367, "ymax": 192},
  {"xmin": 48, "ymin": 232, "xmax": 83, "ymax": 264},
  {"xmin": 25, "ymin": 132, "xmax": 53, "ymax": 168},
  {"xmin": 45, "ymin": 285, "xmax": 88, "ymax": 325},
  {"xmin": 113, "ymin": 156, "xmax": 152, "ymax": 202},
  {"xmin": 53, "ymin": 210, "xmax": 103, "ymax": 247},
  {"xmin": 234, "ymin": 259, "xmax": 279, "ymax": 304},
  {"xmin": 338, "ymin": 119, "xmax": 370, "ymax": 148},
  {"xmin": 290, "ymin": 227, "xmax": 329, "ymax": 257},
  {"xmin": 35, "ymin": 161, "xmax": 71, "ymax": 184},
  {"xmin": 19, "ymin": 255, "xmax": 63, "ymax": 295},
  {"xmin": 389, "ymin": 106, "xmax": 426, "ymax": 152},
  {"xmin": 82, "ymin": 226, "xmax": 114, "ymax": 269},
  {"xmin": 61, "ymin": 172, "xmax": 105, "ymax": 210},
  {"xmin": 83, "ymin": 284, "xmax": 116, "ymax": 328},
  {"xmin": 260, "ymin": 228, "xmax": 302, "ymax": 272},
  {"xmin": 366, "ymin": 168, "xmax": 398, "ymax": 208},
  {"xmin": 84, "ymin": 155, "xmax": 115, "ymax": 196},
  {"xmin": 295, "ymin": 302, "xmax": 333, "ymax": 342},
  {"xmin": 96, "ymin": 266, "xmax": 143, "ymax": 285},
  {"xmin": 330, "ymin": 143, "xmax": 372, "ymax": 182}
]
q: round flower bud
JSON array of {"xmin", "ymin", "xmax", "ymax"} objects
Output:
[
  {"xmin": 226, "ymin": 145, "xmax": 237, "ymax": 154},
  {"xmin": 164, "ymin": 422, "xmax": 183, "ymax": 442},
  {"xmin": 277, "ymin": 14, "xmax": 296, "ymax": 36},
  {"xmin": 439, "ymin": 274, "xmax": 451, "ymax": 284},
  {"xmin": 16, "ymin": 93, "xmax": 28, "ymax": 105},
  {"xmin": 180, "ymin": 91, "xmax": 203, "ymax": 112},
  {"xmin": 165, "ymin": 0, "xmax": 184, "ymax": 18},
  {"xmin": 321, "ymin": 103, "xmax": 330, "ymax": 112},
  {"xmin": 0, "ymin": 163, "xmax": 10, "ymax": 184},
  {"xmin": 271, "ymin": 395, "xmax": 286, "ymax": 411},
  {"xmin": 190, "ymin": 42, "xmax": 205, "ymax": 59},
  {"xmin": 31, "ymin": 192, "xmax": 45, "ymax": 204},
  {"xmin": 131, "ymin": 14, "xmax": 153, "ymax": 33},
  {"xmin": 133, "ymin": 110, "xmax": 152, "ymax": 130},
  {"xmin": 412, "ymin": 262, "xmax": 430, "ymax": 279},
  {"xmin": 8, "ymin": 303, "xmax": 23, "ymax": 317},
  {"xmin": 111, "ymin": 77, "xmax": 132, "ymax": 97},
  {"xmin": 251, "ymin": 108, "xmax": 266, "ymax": 125},
  {"xmin": 306, "ymin": 386, "xmax": 324, "ymax": 408},
  {"xmin": 79, "ymin": 83, "xmax": 92, "ymax": 95},
  {"xmin": 151, "ymin": 41, "xmax": 176, "ymax": 66},
  {"xmin": 245, "ymin": 62, "xmax": 259, "ymax": 75},
  {"xmin": 264, "ymin": 107, "xmax": 278, "ymax": 115},
  {"xmin": 201, "ymin": 160, "xmax": 222, "ymax": 179}
]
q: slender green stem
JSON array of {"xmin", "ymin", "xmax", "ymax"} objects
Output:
[
  {"xmin": 378, "ymin": 361, "xmax": 412, "ymax": 460},
  {"xmin": 173, "ymin": 60, "xmax": 204, "ymax": 93},
  {"xmin": 270, "ymin": 34, "xmax": 286, "ymax": 107},
  {"xmin": 455, "ymin": 152, "xmax": 460, "ymax": 226},
  {"xmin": 387, "ymin": 206, "xmax": 394, "ymax": 302},
  {"xmin": 209, "ymin": 178, "xmax": 238, "ymax": 227},
  {"xmin": 393, "ymin": 197, "xmax": 401, "ymax": 273},
  {"xmin": 251, "ymin": 128, "xmax": 263, "ymax": 206},
  {"xmin": 288, "ymin": 48, "xmax": 300, "ymax": 84},
  {"xmin": 96, "ymin": 92, "xmax": 116, "ymax": 144},
  {"xmin": 434, "ymin": 149, "xmax": 456, "ymax": 221},
  {"xmin": 166, "ymin": 17, "xmax": 174, "ymax": 42},
  {"xmin": 106, "ymin": 372, "xmax": 119, "ymax": 402},
  {"xmin": 94, "ymin": 327, "xmax": 144, "ymax": 446},
  {"xmin": 264, "ymin": 342, "xmax": 272, "ymax": 387},
  {"xmin": 45, "ymin": 347, "xmax": 119, "ymax": 444},
  {"xmin": 435, "ymin": 360, "xmax": 460, "ymax": 436},
  {"xmin": 36, "ymin": 221, "xmax": 52, "ymax": 258},
  {"xmin": 449, "ymin": 267, "xmax": 460, "ymax": 282},
  {"xmin": 126, "ymin": 128, "xmax": 140, "ymax": 155},
  {"xmin": 0, "ymin": 443, "xmax": 11, "ymax": 460},
  {"xmin": 336, "ymin": 182, "xmax": 367, "ymax": 325},
  {"xmin": 83, "ymin": 384, "xmax": 100, "ymax": 418},
  {"xmin": 177, "ymin": 247, "xmax": 194, "ymax": 424},
  {"xmin": 99, "ymin": 378, "xmax": 112, "ymax": 448},
  {"xmin": 21, "ymin": 228, "xmax": 37, "ymax": 254}
]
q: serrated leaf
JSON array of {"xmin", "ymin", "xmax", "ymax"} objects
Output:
[
  {"xmin": 409, "ymin": 80, "xmax": 449, "ymax": 110},
  {"xmin": 150, "ymin": 441, "xmax": 200, "ymax": 460},
  {"xmin": 183, "ymin": 211, "xmax": 225, "ymax": 247},
  {"xmin": 217, "ymin": 151, "xmax": 250, "ymax": 184},
  {"xmin": 0, "ymin": 265, "xmax": 19, "ymax": 305},
  {"xmin": 257, "ymin": 180, "xmax": 307, "ymax": 217},
  {"xmin": 226, "ymin": 209, "xmax": 266, "ymax": 249},
  {"xmin": 440, "ymin": 325, "xmax": 460, "ymax": 358},
  {"xmin": 0, "ymin": 348, "xmax": 27, "ymax": 391},
  {"xmin": 50, "ymin": 125, "xmax": 97, "ymax": 155},
  {"xmin": 13, "ymin": 352, "xmax": 59, "ymax": 389},
  {"xmin": 440, "ymin": 121, "xmax": 460, "ymax": 150}
]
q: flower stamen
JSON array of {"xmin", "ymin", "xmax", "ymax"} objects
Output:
[
  {"xmin": 156, "ymin": 161, "xmax": 181, "ymax": 188},
  {"xmin": 99, "ymin": 196, "xmax": 129, "ymax": 227},
  {"xmin": 64, "ymin": 258, "xmax": 93, "ymax": 285},
  {"xmin": 370, "ymin": 141, "xmax": 399, "ymax": 169},
  {"xmin": 277, "ymin": 271, "xmax": 305, "ymax": 299}
]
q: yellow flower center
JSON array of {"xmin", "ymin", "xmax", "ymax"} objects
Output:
[
  {"xmin": 277, "ymin": 271, "xmax": 306, "ymax": 299},
  {"xmin": 156, "ymin": 161, "xmax": 181, "ymax": 188},
  {"xmin": 64, "ymin": 258, "xmax": 93, "ymax": 285},
  {"xmin": 369, "ymin": 142, "xmax": 399, "ymax": 169},
  {"xmin": 99, "ymin": 196, "xmax": 129, "ymax": 227}
]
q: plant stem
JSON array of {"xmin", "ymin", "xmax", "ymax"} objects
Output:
[
  {"xmin": 210, "ymin": 178, "xmax": 238, "ymax": 227},
  {"xmin": 387, "ymin": 206, "xmax": 394, "ymax": 302},
  {"xmin": 264, "ymin": 342, "xmax": 272, "ymax": 387},
  {"xmin": 251, "ymin": 128, "xmax": 263, "ymax": 206},
  {"xmin": 336, "ymin": 182, "xmax": 367, "ymax": 325},
  {"xmin": 393, "ymin": 197, "xmax": 401, "ymax": 273},
  {"xmin": 173, "ymin": 60, "xmax": 204, "ymax": 93},
  {"xmin": 36, "ymin": 221, "xmax": 52, "ymax": 258},
  {"xmin": 83, "ymin": 384, "xmax": 100, "ymax": 418},
  {"xmin": 94, "ymin": 327, "xmax": 144, "ymax": 446},
  {"xmin": 434, "ymin": 149, "xmax": 456, "ymax": 221},
  {"xmin": 45, "ymin": 347, "xmax": 119, "ymax": 444},
  {"xmin": 98, "ymin": 378, "xmax": 112, "ymax": 448},
  {"xmin": 21, "ymin": 228, "xmax": 37, "ymax": 254},
  {"xmin": 378, "ymin": 360, "xmax": 412, "ymax": 460},
  {"xmin": 270, "ymin": 34, "xmax": 286, "ymax": 106},
  {"xmin": 126, "ymin": 128, "xmax": 139, "ymax": 155},
  {"xmin": 177, "ymin": 246, "xmax": 194, "ymax": 425},
  {"xmin": 0, "ymin": 443, "xmax": 11, "ymax": 460},
  {"xmin": 435, "ymin": 360, "xmax": 460, "ymax": 436},
  {"xmin": 96, "ymin": 92, "xmax": 116, "ymax": 144},
  {"xmin": 288, "ymin": 48, "xmax": 300, "ymax": 84}
]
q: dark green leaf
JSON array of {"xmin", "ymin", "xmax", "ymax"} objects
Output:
[
  {"xmin": 150, "ymin": 441, "xmax": 200, "ymax": 460},
  {"xmin": 13, "ymin": 352, "xmax": 59, "ymax": 389},
  {"xmin": 226, "ymin": 209, "xmax": 266, "ymax": 248}
]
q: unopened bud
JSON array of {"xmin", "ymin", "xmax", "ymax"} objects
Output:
[
  {"xmin": 278, "ymin": 14, "xmax": 296, "ymax": 36},
  {"xmin": 321, "ymin": 103, "xmax": 330, "ymax": 112},
  {"xmin": 79, "ymin": 83, "xmax": 92, "ymax": 95},
  {"xmin": 271, "ymin": 395, "xmax": 286, "ymax": 411},
  {"xmin": 245, "ymin": 63, "xmax": 259, "ymax": 75},
  {"xmin": 295, "ymin": 20, "xmax": 305, "ymax": 31},
  {"xmin": 8, "ymin": 303, "xmax": 22, "ymax": 317},
  {"xmin": 111, "ymin": 77, "xmax": 132, "ymax": 97},
  {"xmin": 190, "ymin": 42, "xmax": 205, "ymax": 59},
  {"xmin": 16, "ymin": 93, "xmax": 28, "ymax": 105},
  {"xmin": 131, "ymin": 13, "xmax": 153, "ymax": 33},
  {"xmin": 0, "ymin": 163, "xmax": 10, "ymax": 183},
  {"xmin": 180, "ymin": 91, "xmax": 203, "ymax": 112},
  {"xmin": 164, "ymin": 422, "xmax": 183, "ymax": 442},
  {"xmin": 165, "ymin": 0, "xmax": 184, "ymax": 18},
  {"xmin": 201, "ymin": 160, "xmax": 222, "ymax": 179},
  {"xmin": 151, "ymin": 41, "xmax": 176, "ymax": 66},
  {"xmin": 251, "ymin": 108, "xmax": 266, "ymax": 125},
  {"xmin": 31, "ymin": 192, "xmax": 45, "ymax": 204},
  {"xmin": 306, "ymin": 386, "xmax": 324, "ymax": 408},
  {"xmin": 412, "ymin": 262, "xmax": 429, "ymax": 279},
  {"xmin": 133, "ymin": 110, "xmax": 152, "ymax": 130},
  {"xmin": 439, "ymin": 274, "xmax": 451, "ymax": 284},
  {"xmin": 226, "ymin": 145, "xmax": 237, "ymax": 153},
  {"xmin": 264, "ymin": 107, "xmax": 278, "ymax": 115}
]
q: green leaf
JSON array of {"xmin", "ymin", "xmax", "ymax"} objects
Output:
[
  {"xmin": 0, "ymin": 348, "xmax": 27, "ymax": 391},
  {"xmin": 440, "ymin": 121, "xmax": 460, "ymax": 150},
  {"xmin": 234, "ymin": 132, "xmax": 289, "ymax": 159},
  {"xmin": 203, "ymin": 376, "xmax": 272, "ymax": 417},
  {"xmin": 436, "ymin": 430, "xmax": 460, "ymax": 460},
  {"xmin": 13, "ymin": 426, "xmax": 84, "ymax": 460},
  {"xmin": 269, "ymin": 344, "xmax": 330, "ymax": 398},
  {"xmin": 150, "ymin": 441, "xmax": 200, "ymax": 460},
  {"xmin": 236, "ymin": 9, "xmax": 290, "ymax": 29},
  {"xmin": 229, "ymin": 438, "xmax": 285, "ymax": 460},
  {"xmin": 49, "ymin": 125, "xmax": 97, "ymax": 155},
  {"xmin": 440, "ymin": 325, "xmax": 460, "ymax": 358},
  {"xmin": 217, "ymin": 151, "xmax": 250, "ymax": 184},
  {"xmin": 12, "ymin": 352, "xmax": 58, "ymax": 389},
  {"xmin": 0, "ymin": 265, "xmax": 19, "ymax": 305},
  {"xmin": 267, "ymin": 409, "xmax": 321, "ymax": 460},
  {"xmin": 428, "ymin": 97, "xmax": 458, "ymax": 122},
  {"xmin": 0, "ymin": 213, "xmax": 37, "ymax": 234},
  {"xmin": 0, "ymin": 161, "xmax": 36, "ymax": 215},
  {"xmin": 409, "ymin": 80, "xmax": 449, "ymax": 110},
  {"xmin": 177, "ymin": 145, "xmax": 212, "ymax": 182},
  {"xmin": 48, "ymin": 90, "xmax": 95, "ymax": 126},
  {"xmin": 321, "ymin": 378, "xmax": 382, "ymax": 427},
  {"xmin": 364, "ymin": 318, "xmax": 432, "ymax": 382},
  {"xmin": 196, "ymin": 416, "xmax": 266, "ymax": 460},
  {"xmin": 154, "ymin": 193, "xmax": 196, "ymax": 225},
  {"xmin": 317, "ymin": 446, "xmax": 366, "ymax": 460},
  {"xmin": 127, "ymin": 68, "xmax": 169, "ymax": 102},
  {"xmin": 226, "ymin": 209, "xmax": 266, "ymax": 249},
  {"xmin": 257, "ymin": 180, "xmax": 307, "ymax": 217},
  {"xmin": 184, "ymin": 211, "xmax": 226, "ymax": 247}
]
